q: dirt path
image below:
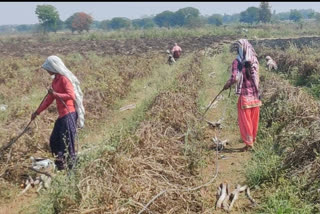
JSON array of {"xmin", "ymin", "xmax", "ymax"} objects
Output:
[{"xmin": 198, "ymin": 52, "xmax": 257, "ymax": 213}]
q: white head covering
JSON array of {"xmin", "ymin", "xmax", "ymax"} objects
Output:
[{"xmin": 42, "ymin": 55, "xmax": 85, "ymax": 128}]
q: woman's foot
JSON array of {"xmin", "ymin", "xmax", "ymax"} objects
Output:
[{"xmin": 240, "ymin": 144, "xmax": 254, "ymax": 152}]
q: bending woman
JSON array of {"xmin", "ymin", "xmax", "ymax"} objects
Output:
[
  {"xmin": 223, "ymin": 39, "xmax": 261, "ymax": 151},
  {"xmin": 31, "ymin": 56, "xmax": 85, "ymax": 170}
]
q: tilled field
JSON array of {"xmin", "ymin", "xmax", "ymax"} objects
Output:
[
  {"xmin": 1, "ymin": 35, "xmax": 320, "ymax": 58},
  {"xmin": 0, "ymin": 35, "xmax": 237, "ymax": 57}
]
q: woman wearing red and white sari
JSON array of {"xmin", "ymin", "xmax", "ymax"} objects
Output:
[{"xmin": 223, "ymin": 39, "xmax": 261, "ymax": 151}]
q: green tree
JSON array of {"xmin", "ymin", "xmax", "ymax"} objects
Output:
[
  {"xmin": 186, "ymin": 16, "xmax": 205, "ymax": 28},
  {"xmin": 289, "ymin": 9, "xmax": 302, "ymax": 22},
  {"xmin": 308, "ymin": 11, "xmax": 315, "ymax": 19},
  {"xmin": 35, "ymin": 5, "xmax": 60, "ymax": 33},
  {"xmin": 174, "ymin": 7, "xmax": 200, "ymax": 27},
  {"xmin": 65, "ymin": 14, "xmax": 76, "ymax": 33},
  {"xmin": 16, "ymin": 24, "xmax": 36, "ymax": 32},
  {"xmin": 298, "ymin": 9, "xmax": 315, "ymax": 19},
  {"xmin": 109, "ymin": 17, "xmax": 131, "ymax": 30},
  {"xmin": 208, "ymin": 14, "xmax": 223, "ymax": 26},
  {"xmin": 99, "ymin": 20, "xmax": 111, "ymax": 30},
  {"xmin": 222, "ymin": 13, "xmax": 240, "ymax": 23},
  {"xmin": 91, "ymin": 20, "xmax": 101, "ymax": 29},
  {"xmin": 259, "ymin": 2, "xmax": 272, "ymax": 23},
  {"xmin": 132, "ymin": 18, "xmax": 155, "ymax": 29},
  {"xmin": 275, "ymin": 11, "xmax": 290, "ymax": 20},
  {"xmin": 315, "ymin": 12, "xmax": 320, "ymax": 22},
  {"xmin": 153, "ymin": 10, "xmax": 175, "ymax": 28},
  {"xmin": 240, "ymin": 7, "xmax": 260, "ymax": 24}
]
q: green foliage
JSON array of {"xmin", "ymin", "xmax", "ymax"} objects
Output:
[
  {"xmin": 259, "ymin": 2, "xmax": 272, "ymax": 23},
  {"xmin": 16, "ymin": 24, "xmax": 37, "ymax": 32},
  {"xmin": 64, "ymin": 14, "xmax": 75, "ymax": 33},
  {"xmin": 222, "ymin": 13, "xmax": 240, "ymax": 24},
  {"xmin": 35, "ymin": 4, "xmax": 60, "ymax": 33},
  {"xmin": 99, "ymin": 19, "xmax": 110, "ymax": 30},
  {"xmin": 240, "ymin": 7, "xmax": 260, "ymax": 24},
  {"xmin": 298, "ymin": 9, "xmax": 316, "ymax": 19},
  {"xmin": 274, "ymin": 9, "xmax": 314, "ymax": 22},
  {"xmin": 315, "ymin": 12, "xmax": 320, "ymax": 22},
  {"xmin": 208, "ymin": 14, "xmax": 223, "ymax": 26},
  {"xmin": 289, "ymin": 9, "xmax": 303, "ymax": 22},
  {"xmin": 37, "ymin": 172, "xmax": 82, "ymax": 214},
  {"xmin": 109, "ymin": 17, "xmax": 131, "ymax": 30},
  {"xmin": 153, "ymin": 10, "xmax": 175, "ymax": 28},
  {"xmin": 245, "ymin": 139, "xmax": 282, "ymax": 186},
  {"xmin": 132, "ymin": 18, "xmax": 155, "ymax": 29},
  {"xmin": 174, "ymin": 7, "xmax": 200, "ymax": 27},
  {"xmin": 258, "ymin": 177, "xmax": 314, "ymax": 214}
]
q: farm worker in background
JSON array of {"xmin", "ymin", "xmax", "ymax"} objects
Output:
[
  {"xmin": 223, "ymin": 39, "xmax": 261, "ymax": 151},
  {"xmin": 171, "ymin": 43, "xmax": 182, "ymax": 61},
  {"xmin": 31, "ymin": 56, "xmax": 85, "ymax": 170},
  {"xmin": 166, "ymin": 49, "xmax": 176, "ymax": 65}
]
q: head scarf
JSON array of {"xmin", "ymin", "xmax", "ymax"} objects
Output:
[
  {"xmin": 236, "ymin": 39, "xmax": 258, "ymax": 64},
  {"xmin": 42, "ymin": 56, "xmax": 85, "ymax": 128},
  {"xmin": 234, "ymin": 39, "xmax": 260, "ymax": 95}
]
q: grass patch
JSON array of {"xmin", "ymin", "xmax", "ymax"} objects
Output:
[
  {"xmin": 258, "ymin": 177, "xmax": 314, "ymax": 214},
  {"xmin": 245, "ymin": 68, "xmax": 320, "ymax": 213}
]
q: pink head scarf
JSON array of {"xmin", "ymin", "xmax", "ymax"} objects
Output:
[{"xmin": 235, "ymin": 39, "xmax": 260, "ymax": 94}]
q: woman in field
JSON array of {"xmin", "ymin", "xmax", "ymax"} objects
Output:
[
  {"xmin": 31, "ymin": 56, "xmax": 85, "ymax": 170},
  {"xmin": 171, "ymin": 43, "xmax": 182, "ymax": 61},
  {"xmin": 223, "ymin": 39, "xmax": 261, "ymax": 151}
]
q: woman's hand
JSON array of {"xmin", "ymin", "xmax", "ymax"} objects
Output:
[
  {"xmin": 31, "ymin": 112, "xmax": 38, "ymax": 120},
  {"xmin": 48, "ymin": 87, "xmax": 57, "ymax": 96},
  {"xmin": 48, "ymin": 87, "xmax": 54, "ymax": 94},
  {"xmin": 223, "ymin": 82, "xmax": 230, "ymax": 90}
]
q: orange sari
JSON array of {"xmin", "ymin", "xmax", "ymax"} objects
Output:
[{"xmin": 237, "ymin": 95, "xmax": 261, "ymax": 146}]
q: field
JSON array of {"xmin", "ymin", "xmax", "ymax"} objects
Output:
[{"xmin": 1, "ymin": 24, "xmax": 320, "ymax": 214}]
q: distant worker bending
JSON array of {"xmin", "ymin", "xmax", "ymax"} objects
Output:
[{"xmin": 171, "ymin": 43, "xmax": 182, "ymax": 61}]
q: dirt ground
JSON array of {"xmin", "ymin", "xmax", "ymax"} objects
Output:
[
  {"xmin": 0, "ymin": 35, "xmax": 237, "ymax": 57},
  {"xmin": 1, "ymin": 35, "xmax": 320, "ymax": 58}
]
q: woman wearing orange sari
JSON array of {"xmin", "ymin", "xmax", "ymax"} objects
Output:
[{"xmin": 223, "ymin": 39, "xmax": 261, "ymax": 151}]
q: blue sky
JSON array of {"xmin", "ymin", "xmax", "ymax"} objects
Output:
[{"xmin": 1, "ymin": 2, "xmax": 320, "ymax": 25}]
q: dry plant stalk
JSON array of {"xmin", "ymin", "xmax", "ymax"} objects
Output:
[{"xmin": 74, "ymin": 54, "xmax": 219, "ymax": 213}]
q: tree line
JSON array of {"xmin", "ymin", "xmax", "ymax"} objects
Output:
[{"xmin": 0, "ymin": 2, "xmax": 318, "ymax": 34}]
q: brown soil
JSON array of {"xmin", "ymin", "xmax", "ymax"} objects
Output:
[
  {"xmin": 0, "ymin": 35, "xmax": 236, "ymax": 57},
  {"xmin": 1, "ymin": 34, "xmax": 319, "ymax": 58},
  {"xmin": 249, "ymin": 36, "xmax": 320, "ymax": 50}
]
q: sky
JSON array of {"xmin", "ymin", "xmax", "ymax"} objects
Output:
[{"xmin": 1, "ymin": 2, "xmax": 320, "ymax": 25}]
